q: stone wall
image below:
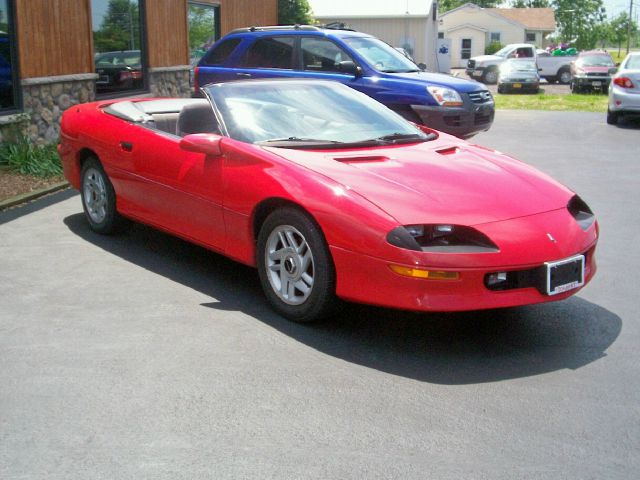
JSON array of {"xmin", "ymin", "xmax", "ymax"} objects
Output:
[
  {"xmin": 148, "ymin": 66, "xmax": 192, "ymax": 98},
  {"xmin": 20, "ymin": 74, "xmax": 97, "ymax": 145}
]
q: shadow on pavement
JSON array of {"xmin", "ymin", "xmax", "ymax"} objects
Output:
[
  {"xmin": 615, "ymin": 116, "xmax": 640, "ymax": 130},
  {"xmin": 65, "ymin": 213, "xmax": 621, "ymax": 385}
]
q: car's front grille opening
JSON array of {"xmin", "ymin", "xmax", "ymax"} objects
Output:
[
  {"xmin": 468, "ymin": 90, "xmax": 492, "ymax": 104},
  {"xmin": 444, "ymin": 115, "xmax": 462, "ymax": 127}
]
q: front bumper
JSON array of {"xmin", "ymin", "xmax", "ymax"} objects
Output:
[
  {"xmin": 466, "ymin": 67, "xmax": 485, "ymax": 79},
  {"xmin": 411, "ymin": 92, "xmax": 495, "ymax": 139},
  {"xmin": 498, "ymin": 80, "xmax": 540, "ymax": 92},
  {"xmin": 573, "ymin": 75, "xmax": 611, "ymax": 89}
]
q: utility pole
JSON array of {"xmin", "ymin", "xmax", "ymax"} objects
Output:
[{"xmin": 627, "ymin": 0, "xmax": 633, "ymax": 54}]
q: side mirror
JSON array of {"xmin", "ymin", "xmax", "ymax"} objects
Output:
[
  {"xmin": 180, "ymin": 133, "xmax": 223, "ymax": 156},
  {"xmin": 608, "ymin": 67, "xmax": 618, "ymax": 75},
  {"xmin": 337, "ymin": 60, "xmax": 362, "ymax": 76},
  {"xmin": 418, "ymin": 62, "xmax": 427, "ymax": 71}
]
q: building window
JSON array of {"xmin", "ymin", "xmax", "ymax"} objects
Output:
[
  {"xmin": 188, "ymin": 2, "xmax": 220, "ymax": 66},
  {"xmin": 461, "ymin": 38, "xmax": 472, "ymax": 60},
  {"xmin": 490, "ymin": 32, "xmax": 501, "ymax": 43},
  {"xmin": 0, "ymin": 0, "xmax": 18, "ymax": 111},
  {"xmin": 92, "ymin": 0, "xmax": 146, "ymax": 96},
  {"xmin": 438, "ymin": 32, "xmax": 444, "ymax": 39},
  {"xmin": 525, "ymin": 32, "xmax": 536, "ymax": 43}
]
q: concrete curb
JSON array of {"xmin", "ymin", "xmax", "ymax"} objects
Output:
[{"xmin": 0, "ymin": 181, "xmax": 70, "ymax": 211}]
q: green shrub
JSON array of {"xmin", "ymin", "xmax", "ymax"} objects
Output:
[
  {"xmin": 0, "ymin": 136, "xmax": 62, "ymax": 178},
  {"xmin": 485, "ymin": 41, "xmax": 504, "ymax": 55}
]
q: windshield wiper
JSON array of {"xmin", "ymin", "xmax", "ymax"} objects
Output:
[
  {"xmin": 375, "ymin": 132, "xmax": 435, "ymax": 143},
  {"xmin": 256, "ymin": 137, "xmax": 343, "ymax": 145}
]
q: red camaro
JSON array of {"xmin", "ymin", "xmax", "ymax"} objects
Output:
[{"xmin": 59, "ymin": 80, "xmax": 598, "ymax": 322}]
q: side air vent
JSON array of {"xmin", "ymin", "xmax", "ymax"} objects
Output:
[{"xmin": 334, "ymin": 155, "xmax": 389, "ymax": 163}]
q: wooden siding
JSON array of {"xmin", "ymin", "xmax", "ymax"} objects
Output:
[
  {"xmin": 220, "ymin": 0, "xmax": 277, "ymax": 34},
  {"xmin": 146, "ymin": 0, "xmax": 189, "ymax": 67},
  {"xmin": 16, "ymin": 0, "xmax": 93, "ymax": 78}
]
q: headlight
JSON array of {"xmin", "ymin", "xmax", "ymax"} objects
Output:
[
  {"xmin": 568, "ymin": 195, "xmax": 595, "ymax": 230},
  {"xmin": 426, "ymin": 86, "xmax": 463, "ymax": 107},
  {"xmin": 387, "ymin": 224, "xmax": 499, "ymax": 253}
]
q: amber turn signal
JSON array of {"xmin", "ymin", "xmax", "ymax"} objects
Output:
[{"xmin": 389, "ymin": 264, "xmax": 459, "ymax": 280}]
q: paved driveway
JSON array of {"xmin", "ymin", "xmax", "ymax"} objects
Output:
[{"xmin": 1, "ymin": 111, "xmax": 638, "ymax": 479}]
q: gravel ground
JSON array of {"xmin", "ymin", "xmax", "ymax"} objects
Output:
[{"xmin": 0, "ymin": 169, "xmax": 64, "ymax": 203}]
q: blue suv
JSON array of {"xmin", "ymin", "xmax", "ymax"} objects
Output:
[{"xmin": 194, "ymin": 25, "xmax": 494, "ymax": 138}]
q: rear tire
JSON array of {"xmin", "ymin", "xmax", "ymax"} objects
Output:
[
  {"xmin": 557, "ymin": 67, "xmax": 572, "ymax": 85},
  {"xmin": 80, "ymin": 157, "xmax": 129, "ymax": 234},
  {"xmin": 606, "ymin": 109, "xmax": 619, "ymax": 125},
  {"xmin": 257, "ymin": 207, "xmax": 336, "ymax": 323}
]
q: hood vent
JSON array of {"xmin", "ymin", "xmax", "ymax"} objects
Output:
[
  {"xmin": 333, "ymin": 155, "xmax": 389, "ymax": 163},
  {"xmin": 436, "ymin": 146, "xmax": 460, "ymax": 156}
]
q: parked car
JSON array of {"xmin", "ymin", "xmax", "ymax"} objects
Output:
[
  {"xmin": 467, "ymin": 43, "xmax": 574, "ymax": 84},
  {"xmin": 497, "ymin": 59, "xmax": 540, "ymax": 94},
  {"xmin": 194, "ymin": 25, "xmax": 494, "ymax": 139},
  {"xmin": 570, "ymin": 50, "xmax": 616, "ymax": 94},
  {"xmin": 59, "ymin": 79, "xmax": 598, "ymax": 323},
  {"xmin": 95, "ymin": 50, "xmax": 143, "ymax": 93},
  {"xmin": 607, "ymin": 52, "xmax": 640, "ymax": 124}
]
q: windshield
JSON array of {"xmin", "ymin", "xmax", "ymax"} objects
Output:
[
  {"xmin": 577, "ymin": 55, "xmax": 615, "ymax": 67},
  {"xmin": 502, "ymin": 60, "xmax": 537, "ymax": 73},
  {"xmin": 493, "ymin": 46, "xmax": 513, "ymax": 58},
  {"xmin": 203, "ymin": 80, "xmax": 431, "ymax": 148},
  {"xmin": 342, "ymin": 37, "xmax": 420, "ymax": 73}
]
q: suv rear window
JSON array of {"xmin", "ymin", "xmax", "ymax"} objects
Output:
[
  {"xmin": 201, "ymin": 38, "xmax": 241, "ymax": 66},
  {"xmin": 238, "ymin": 36, "xmax": 294, "ymax": 69}
]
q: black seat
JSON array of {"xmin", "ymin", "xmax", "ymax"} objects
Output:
[{"xmin": 176, "ymin": 103, "xmax": 219, "ymax": 137}]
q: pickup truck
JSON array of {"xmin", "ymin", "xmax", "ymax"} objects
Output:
[{"xmin": 466, "ymin": 43, "xmax": 575, "ymax": 85}]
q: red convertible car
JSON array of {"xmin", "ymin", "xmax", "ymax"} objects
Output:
[{"xmin": 59, "ymin": 80, "xmax": 598, "ymax": 322}]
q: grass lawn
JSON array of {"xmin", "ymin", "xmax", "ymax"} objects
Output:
[{"xmin": 494, "ymin": 93, "xmax": 609, "ymax": 112}]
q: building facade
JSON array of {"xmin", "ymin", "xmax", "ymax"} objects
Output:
[
  {"xmin": 0, "ymin": 0, "xmax": 277, "ymax": 145},
  {"xmin": 439, "ymin": 3, "xmax": 556, "ymax": 68},
  {"xmin": 310, "ymin": 0, "xmax": 439, "ymax": 72}
]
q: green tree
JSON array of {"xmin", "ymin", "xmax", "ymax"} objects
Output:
[
  {"xmin": 552, "ymin": 0, "xmax": 606, "ymax": 50},
  {"xmin": 278, "ymin": 0, "xmax": 313, "ymax": 25},
  {"xmin": 188, "ymin": 4, "xmax": 216, "ymax": 59},
  {"xmin": 93, "ymin": 0, "xmax": 140, "ymax": 53},
  {"xmin": 439, "ymin": 1, "xmax": 500, "ymax": 13},
  {"xmin": 609, "ymin": 12, "xmax": 638, "ymax": 54},
  {"xmin": 510, "ymin": 1, "xmax": 550, "ymax": 7}
]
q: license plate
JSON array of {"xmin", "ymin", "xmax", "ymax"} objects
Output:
[
  {"xmin": 513, "ymin": 83, "xmax": 522, "ymax": 88},
  {"xmin": 592, "ymin": 81, "xmax": 602, "ymax": 87},
  {"xmin": 96, "ymin": 75, "xmax": 110, "ymax": 84},
  {"xmin": 545, "ymin": 255, "xmax": 585, "ymax": 296}
]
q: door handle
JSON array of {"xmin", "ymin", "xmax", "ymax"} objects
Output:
[
  {"xmin": 120, "ymin": 141, "xmax": 133, "ymax": 152},
  {"xmin": 236, "ymin": 73, "xmax": 252, "ymax": 78}
]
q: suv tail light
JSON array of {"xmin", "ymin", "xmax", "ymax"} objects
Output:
[
  {"xmin": 194, "ymin": 66, "xmax": 200, "ymax": 94},
  {"xmin": 614, "ymin": 77, "xmax": 635, "ymax": 88}
]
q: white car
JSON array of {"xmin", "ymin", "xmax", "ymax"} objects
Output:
[{"xmin": 607, "ymin": 52, "xmax": 640, "ymax": 125}]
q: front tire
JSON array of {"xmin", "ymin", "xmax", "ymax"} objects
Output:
[
  {"xmin": 80, "ymin": 157, "xmax": 129, "ymax": 234},
  {"xmin": 257, "ymin": 208, "xmax": 336, "ymax": 323},
  {"xmin": 482, "ymin": 67, "xmax": 498, "ymax": 84}
]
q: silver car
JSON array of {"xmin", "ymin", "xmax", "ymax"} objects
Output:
[{"xmin": 607, "ymin": 52, "xmax": 640, "ymax": 125}]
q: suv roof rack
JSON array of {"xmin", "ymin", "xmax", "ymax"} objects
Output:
[
  {"xmin": 229, "ymin": 25, "xmax": 323, "ymax": 34},
  {"xmin": 319, "ymin": 22, "xmax": 355, "ymax": 31}
]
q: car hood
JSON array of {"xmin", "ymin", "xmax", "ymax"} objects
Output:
[
  {"xmin": 577, "ymin": 66, "xmax": 611, "ymax": 74},
  {"xmin": 266, "ymin": 140, "xmax": 573, "ymax": 226},
  {"xmin": 471, "ymin": 55, "xmax": 502, "ymax": 64},
  {"xmin": 380, "ymin": 71, "xmax": 486, "ymax": 93}
]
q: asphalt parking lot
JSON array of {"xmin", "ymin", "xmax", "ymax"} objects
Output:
[{"xmin": 1, "ymin": 111, "xmax": 639, "ymax": 479}]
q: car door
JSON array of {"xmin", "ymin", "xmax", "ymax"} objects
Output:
[
  {"xmin": 293, "ymin": 36, "xmax": 382, "ymax": 98},
  {"xmin": 120, "ymin": 127, "xmax": 226, "ymax": 251},
  {"xmin": 196, "ymin": 37, "xmax": 244, "ymax": 85},
  {"xmin": 228, "ymin": 35, "xmax": 297, "ymax": 81}
]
